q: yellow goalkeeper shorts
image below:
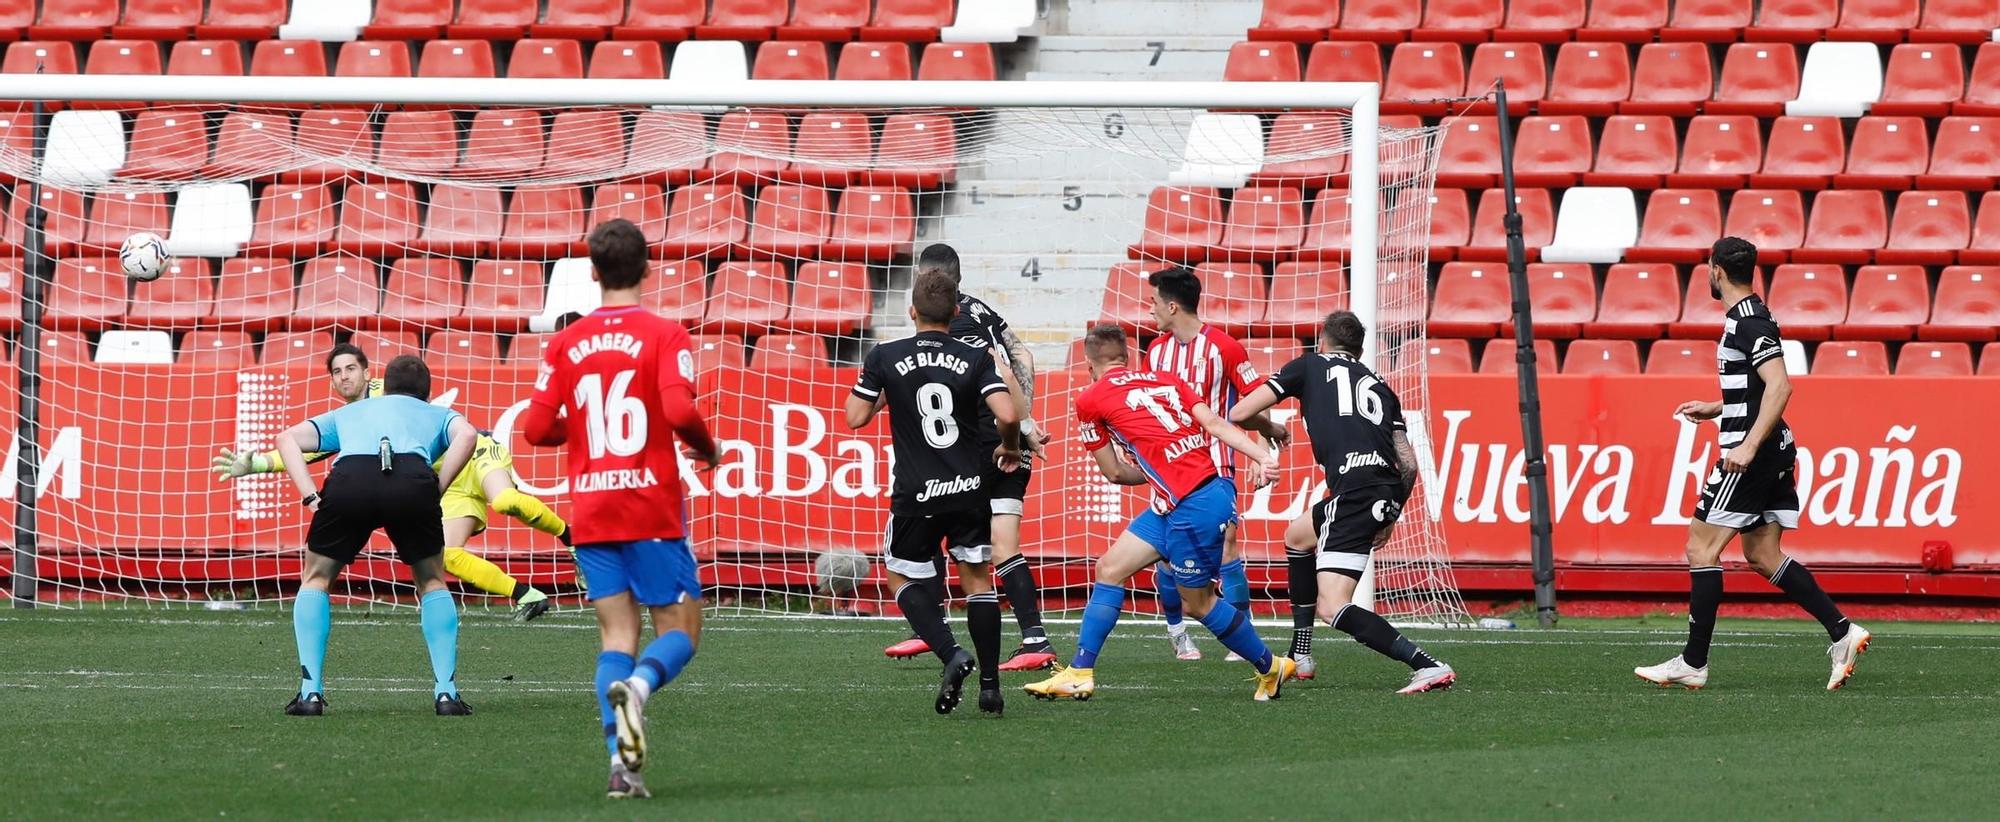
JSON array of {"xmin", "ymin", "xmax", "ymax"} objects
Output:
[{"xmin": 439, "ymin": 434, "xmax": 514, "ymax": 533}]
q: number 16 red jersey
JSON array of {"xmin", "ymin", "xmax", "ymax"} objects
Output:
[
  {"xmin": 526, "ymin": 306, "xmax": 699, "ymax": 544},
  {"xmin": 1075, "ymin": 367, "xmax": 1222, "ymax": 515}
]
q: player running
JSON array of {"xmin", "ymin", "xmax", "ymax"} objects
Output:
[
  {"xmin": 1024, "ymin": 325, "xmax": 1295, "ymax": 703},
  {"xmin": 1231, "ymin": 311, "xmax": 1456, "ymax": 694},
  {"xmin": 1141, "ymin": 267, "xmax": 1295, "ymax": 667},
  {"xmin": 521, "ymin": 219, "xmax": 723, "ymax": 799},
  {"xmin": 845, "ymin": 270, "xmax": 1025, "ymax": 716},
  {"xmin": 880, "ymin": 244, "xmax": 1059, "ymax": 671},
  {"xmin": 213, "ymin": 343, "xmax": 569, "ymax": 621},
  {"xmin": 1635, "ymin": 237, "xmax": 1870, "ymax": 691}
]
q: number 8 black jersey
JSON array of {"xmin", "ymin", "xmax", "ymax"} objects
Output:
[
  {"xmin": 1266, "ymin": 351, "xmax": 1406, "ymax": 496},
  {"xmin": 851, "ymin": 330, "xmax": 1010, "ymax": 515}
]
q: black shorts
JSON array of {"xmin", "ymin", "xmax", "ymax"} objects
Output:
[
  {"xmin": 1692, "ymin": 451, "xmax": 1801, "ymax": 533},
  {"xmin": 981, "ymin": 462, "xmax": 1032, "ymax": 516},
  {"xmin": 882, "ymin": 510, "xmax": 992, "ymax": 580},
  {"xmin": 306, "ymin": 455, "xmax": 447, "ymax": 566},
  {"xmin": 1310, "ymin": 485, "xmax": 1408, "ymax": 580}
]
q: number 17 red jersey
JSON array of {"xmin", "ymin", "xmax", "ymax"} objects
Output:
[
  {"xmin": 1075, "ymin": 367, "xmax": 1222, "ymax": 514},
  {"xmin": 527, "ymin": 306, "xmax": 699, "ymax": 544}
]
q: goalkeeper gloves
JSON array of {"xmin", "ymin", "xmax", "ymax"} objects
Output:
[{"xmin": 211, "ymin": 448, "xmax": 274, "ymax": 480}]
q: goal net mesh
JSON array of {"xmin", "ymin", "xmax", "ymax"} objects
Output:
[{"xmin": 0, "ymin": 96, "xmax": 1463, "ymax": 625}]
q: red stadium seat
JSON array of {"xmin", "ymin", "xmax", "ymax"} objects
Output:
[
  {"xmin": 1764, "ymin": 263, "xmax": 1847, "ymax": 340},
  {"xmin": 786, "ymin": 261, "xmax": 870, "ymax": 334},
  {"xmin": 449, "ymin": 0, "xmax": 537, "ymax": 39},
  {"xmin": 589, "ymin": 40, "xmax": 665, "ymax": 80},
  {"xmin": 1337, "ymin": 0, "xmax": 1420, "ymax": 43},
  {"xmin": 861, "ymin": 0, "xmax": 953, "ymax": 41},
  {"xmin": 626, "ymin": 111, "xmax": 706, "ymax": 185},
  {"xmin": 335, "ymin": 41, "xmax": 413, "ymax": 79},
  {"xmin": 1745, "ymin": 0, "xmax": 1837, "ymax": 43},
  {"xmin": 539, "ymin": 110, "xmax": 627, "ymax": 181},
  {"xmin": 1542, "ymin": 42, "xmax": 1631, "ymax": 116},
  {"xmin": 1479, "ymin": 338, "xmax": 1559, "ymax": 374},
  {"xmin": 780, "ymin": 0, "xmax": 868, "ymax": 41},
  {"xmin": 1812, "ymin": 341, "xmax": 1889, "ymax": 375},
  {"xmin": 1873, "ymin": 45, "xmax": 1967, "ymax": 118},
  {"xmin": 246, "ymin": 184, "xmax": 335, "ymax": 257},
  {"xmin": 1383, "ymin": 43, "xmax": 1465, "ymax": 115},
  {"xmin": 1580, "ymin": 0, "xmax": 1667, "ymax": 41},
  {"xmin": 30, "ymin": 0, "xmax": 116, "ymax": 40},
  {"xmin": 1429, "ymin": 262, "xmax": 1510, "ymax": 337},
  {"xmin": 1668, "ymin": 266, "xmax": 1764, "ymax": 338},
  {"xmin": 282, "ymin": 109, "xmax": 374, "ymax": 184},
  {"xmin": 212, "ymin": 257, "xmax": 292, "ymax": 330},
  {"xmin": 741, "ymin": 184, "xmax": 830, "ymax": 259},
  {"xmin": 348, "ymin": 330, "xmax": 421, "ymax": 360},
  {"xmin": 1511, "ymin": 116, "xmax": 1592, "ymax": 187},
  {"xmin": 835, "ymin": 42, "xmax": 913, "ymax": 82},
  {"xmin": 1249, "ymin": 0, "xmax": 1337, "ymax": 42},
  {"xmin": 1750, "ymin": 116, "xmax": 1846, "ymax": 190},
  {"xmin": 1829, "ymin": 0, "xmax": 1919, "ymax": 43},
  {"xmin": 78, "ymin": 40, "xmax": 161, "ymax": 109},
  {"xmin": 1217, "ymin": 186, "xmax": 1305, "ymax": 261},
  {"xmin": 1305, "ymin": 41, "xmax": 1384, "ymax": 84},
  {"xmin": 1465, "ymin": 188, "xmax": 1554, "ymax": 261},
  {"xmin": 127, "ymin": 259, "xmax": 214, "ymax": 329},
  {"xmin": 82, "ymin": 190, "xmax": 168, "ymax": 254},
  {"xmin": 197, "ymin": 0, "xmax": 286, "ymax": 40},
  {"xmin": 1097, "ymin": 263, "xmax": 1153, "ymax": 332},
  {"xmin": 1795, "ymin": 190, "xmax": 1887, "ymax": 264},
  {"xmin": 1191, "ymin": 263, "xmax": 1268, "ymax": 337},
  {"xmin": 249, "ymin": 40, "xmax": 326, "ymax": 78},
  {"xmin": 643, "ymin": 260, "xmax": 709, "ymax": 327},
  {"xmin": 708, "ymin": 108, "xmax": 793, "ymax": 184},
  {"xmin": 461, "ymin": 109, "xmax": 547, "ymax": 181},
  {"xmin": 425, "ymin": 332, "xmax": 501, "ymax": 367},
  {"xmin": 699, "ymin": 0, "xmax": 785, "ymax": 41},
  {"xmin": 1709, "ymin": 43, "xmax": 1801, "ymax": 116},
  {"xmin": 365, "ymin": 0, "xmax": 451, "ymax": 39},
  {"xmin": 461, "ymin": 260, "xmax": 544, "ymax": 331},
  {"xmin": 376, "ymin": 110, "xmax": 459, "ymax": 178},
  {"xmin": 507, "ymin": 333, "xmax": 554, "ymax": 365},
  {"xmin": 1878, "ymin": 191, "xmax": 1971, "ymax": 265},
  {"xmin": 379, "ymin": 257, "xmax": 465, "ymax": 328},
  {"xmin": 1423, "ymin": 188, "xmax": 1472, "ymax": 262},
  {"xmin": 1834, "ymin": 117, "xmax": 1930, "ymax": 190},
  {"xmin": 823, "ymin": 186, "xmax": 914, "ymax": 262},
  {"xmin": 119, "ymin": 109, "xmax": 208, "ymax": 180},
  {"xmin": 292, "ymin": 254, "xmax": 382, "ymax": 328},
  {"xmin": 165, "ymin": 40, "xmax": 244, "ymax": 77},
  {"xmin": 1497, "ymin": 0, "xmax": 1586, "ymax": 42},
  {"xmin": 1128, "ymin": 186, "xmax": 1223, "ymax": 263},
  {"xmin": 261, "ymin": 331, "xmax": 331, "ymax": 364},
  {"xmin": 588, "ymin": 183, "xmax": 668, "ymax": 246},
  {"xmin": 753, "ymin": 41, "xmax": 831, "ymax": 81},
  {"xmin": 1631, "ymin": 190, "xmax": 1723, "ymax": 263},
  {"xmin": 1645, "ymin": 339, "xmax": 1718, "ymax": 374},
  {"xmin": 1224, "ymin": 41, "xmax": 1302, "ymax": 83},
  {"xmin": 45, "ymin": 257, "xmax": 125, "ymax": 329},
  {"xmin": 1241, "ymin": 338, "xmax": 1307, "ymax": 376},
  {"xmin": 1968, "ymin": 191, "xmax": 2000, "ymax": 264},
  {"xmin": 786, "ymin": 111, "xmax": 874, "ymax": 186},
  {"xmin": 1253, "ymin": 113, "xmax": 1348, "ymax": 190},
  {"xmin": 1435, "ymin": 115, "xmax": 1501, "ymax": 188},
  {"xmin": 1662, "ymin": 0, "xmax": 1750, "ymax": 41},
  {"xmin": 1298, "ymin": 188, "xmax": 1354, "ymax": 257},
  {"xmin": 749, "ymin": 334, "xmax": 829, "ymax": 371},
  {"xmin": 1621, "ymin": 42, "xmax": 1710, "ymax": 116},
  {"xmin": 1464, "ymin": 42, "xmax": 1546, "ymax": 112},
  {"xmin": 865, "ymin": 113, "xmax": 955, "ymax": 189},
  {"xmin": 1396, "ymin": 338, "xmax": 1474, "ymax": 373},
  {"xmin": 202, "ymin": 111, "xmax": 297, "ymax": 180},
  {"xmin": 1913, "ymin": 0, "xmax": 2000, "ymax": 44},
  {"xmin": 1838, "ymin": 265, "xmax": 1929, "ymax": 340},
  {"xmin": 1919, "ymin": 118, "xmax": 2000, "ymax": 191},
  {"xmin": 1896, "ymin": 342, "xmax": 1974, "ymax": 375},
  {"xmin": 1963, "ymin": 44, "xmax": 2000, "ymax": 117},
  {"xmin": 508, "ymin": 38, "xmax": 584, "ymax": 79},
  {"xmin": 1668, "ymin": 115, "xmax": 1760, "ymax": 189},
  {"xmin": 115, "ymin": 0, "xmax": 198, "ymax": 39},
  {"xmin": 30, "ymin": 186, "xmax": 86, "ymax": 259},
  {"xmin": 1586, "ymin": 263, "xmax": 1680, "ymax": 338},
  {"xmin": 1587, "ymin": 115, "xmax": 1675, "ymax": 188},
  {"xmin": 3, "ymin": 41, "xmax": 77, "ymax": 76},
  {"xmin": 533, "ymin": 0, "xmax": 623, "ymax": 39},
  {"xmin": 181, "ymin": 330, "xmax": 253, "ymax": 367},
  {"xmin": 706, "ymin": 261, "xmax": 790, "ymax": 335},
  {"xmin": 615, "ymin": 0, "xmax": 701, "ymax": 40},
  {"xmin": 660, "ymin": 184, "xmax": 748, "ymax": 260},
  {"xmin": 418, "ymin": 39, "xmax": 496, "ymax": 79},
  {"xmin": 1502, "ymin": 263, "xmax": 1596, "ymax": 338},
  {"xmin": 497, "ymin": 185, "xmax": 587, "ymax": 259},
  {"xmin": 1564, "ymin": 339, "xmax": 1641, "ymax": 375},
  {"xmin": 1920, "ymin": 266, "xmax": 2000, "ymax": 342},
  {"xmin": 689, "ymin": 334, "xmax": 746, "ymax": 373},
  {"xmin": 1265, "ymin": 262, "xmax": 1346, "ymax": 337},
  {"xmin": 333, "ymin": 182, "xmax": 420, "ymax": 257},
  {"xmin": 1414, "ymin": 0, "xmax": 1503, "ymax": 43}
]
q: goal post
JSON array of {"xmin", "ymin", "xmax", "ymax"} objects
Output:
[{"xmin": 0, "ymin": 75, "xmax": 1464, "ymax": 626}]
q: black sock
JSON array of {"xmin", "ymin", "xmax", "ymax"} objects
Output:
[
  {"xmin": 1770, "ymin": 558, "xmax": 1850, "ymax": 642},
  {"xmin": 1287, "ymin": 550, "xmax": 1318, "ymax": 657},
  {"xmin": 994, "ymin": 555, "xmax": 1048, "ymax": 645},
  {"xmin": 896, "ymin": 582, "xmax": 960, "ymax": 663},
  {"xmin": 922, "ymin": 555, "xmax": 951, "ymax": 633},
  {"xmin": 967, "ymin": 591, "xmax": 1002, "ymax": 688},
  {"xmin": 510, "ymin": 581, "xmax": 531, "ymax": 601},
  {"xmin": 1683, "ymin": 566, "xmax": 1723, "ymax": 668},
  {"xmin": 1332, "ymin": 604, "xmax": 1438, "ymax": 671}
]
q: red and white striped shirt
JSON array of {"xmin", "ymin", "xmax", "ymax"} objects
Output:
[{"xmin": 1146, "ymin": 324, "xmax": 1261, "ymax": 475}]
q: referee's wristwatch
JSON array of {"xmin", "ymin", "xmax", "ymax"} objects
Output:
[{"xmin": 301, "ymin": 493, "xmax": 320, "ymax": 508}]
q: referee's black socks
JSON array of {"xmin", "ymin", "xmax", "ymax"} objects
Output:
[
  {"xmin": 1770, "ymin": 558, "xmax": 1851, "ymax": 642},
  {"xmin": 896, "ymin": 581, "xmax": 961, "ymax": 664},
  {"xmin": 994, "ymin": 555, "xmax": 1049, "ymax": 646}
]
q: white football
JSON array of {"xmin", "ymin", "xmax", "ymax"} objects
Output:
[{"xmin": 119, "ymin": 232, "xmax": 169, "ymax": 281}]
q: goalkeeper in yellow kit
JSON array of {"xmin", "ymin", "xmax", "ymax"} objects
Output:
[{"xmin": 213, "ymin": 343, "xmax": 570, "ymax": 621}]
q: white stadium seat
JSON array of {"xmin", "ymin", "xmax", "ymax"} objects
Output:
[
  {"xmin": 1543, "ymin": 187, "xmax": 1639, "ymax": 263},
  {"xmin": 96, "ymin": 331, "xmax": 175, "ymax": 365},
  {"xmin": 42, "ymin": 110, "xmax": 126, "ymax": 188},
  {"xmin": 530, "ymin": 257, "xmax": 603, "ymax": 333},
  {"xmin": 166, "ymin": 184, "xmax": 254, "ymax": 258},
  {"xmin": 942, "ymin": 0, "xmax": 1042, "ymax": 44},
  {"xmin": 277, "ymin": 0, "xmax": 369, "ymax": 42},
  {"xmin": 1167, "ymin": 113, "xmax": 1265, "ymax": 188},
  {"xmin": 1787, "ymin": 42, "xmax": 1883, "ymax": 118},
  {"xmin": 1783, "ymin": 339, "xmax": 1809, "ymax": 376}
]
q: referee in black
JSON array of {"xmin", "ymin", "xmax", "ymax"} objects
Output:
[{"xmin": 273, "ymin": 354, "xmax": 480, "ymax": 716}]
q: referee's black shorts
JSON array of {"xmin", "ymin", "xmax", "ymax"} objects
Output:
[{"xmin": 306, "ymin": 455, "xmax": 446, "ymax": 566}]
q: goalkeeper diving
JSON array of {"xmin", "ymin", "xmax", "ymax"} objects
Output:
[{"xmin": 213, "ymin": 343, "xmax": 572, "ymax": 621}]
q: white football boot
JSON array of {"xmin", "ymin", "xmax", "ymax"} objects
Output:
[
  {"xmin": 1634, "ymin": 655, "xmax": 1709, "ymax": 689},
  {"xmin": 1827, "ymin": 623, "xmax": 1872, "ymax": 691}
]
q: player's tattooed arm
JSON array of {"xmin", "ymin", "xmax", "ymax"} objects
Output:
[
  {"xmin": 1092, "ymin": 447, "xmax": 1148, "ymax": 485},
  {"xmin": 998, "ymin": 330, "xmax": 1052, "ymax": 455},
  {"xmin": 1393, "ymin": 430, "xmax": 1420, "ymax": 495}
]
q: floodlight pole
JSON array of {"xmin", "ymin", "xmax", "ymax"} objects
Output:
[{"xmin": 1493, "ymin": 81, "xmax": 1559, "ymax": 628}]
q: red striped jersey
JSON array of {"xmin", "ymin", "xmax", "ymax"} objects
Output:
[
  {"xmin": 1075, "ymin": 368, "xmax": 1221, "ymax": 514},
  {"xmin": 1145, "ymin": 324, "xmax": 1260, "ymax": 475}
]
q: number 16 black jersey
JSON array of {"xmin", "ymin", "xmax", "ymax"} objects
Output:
[
  {"xmin": 1266, "ymin": 351, "xmax": 1406, "ymax": 496},
  {"xmin": 851, "ymin": 330, "xmax": 1009, "ymax": 515}
]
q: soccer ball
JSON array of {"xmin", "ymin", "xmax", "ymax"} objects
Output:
[
  {"xmin": 813, "ymin": 549, "xmax": 871, "ymax": 597},
  {"xmin": 119, "ymin": 232, "xmax": 169, "ymax": 282}
]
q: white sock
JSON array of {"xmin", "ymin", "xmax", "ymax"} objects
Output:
[
  {"xmin": 623, "ymin": 674, "xmax": 654, "ymax": 702},
  {"xmin": 1166, "ymin": 622, "xmax": 1188, "ymax": 639}
]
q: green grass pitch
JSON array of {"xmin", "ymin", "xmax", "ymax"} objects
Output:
[{"xmin": 2, "ymin": 608, "xmax": 1995, "ymax": 820}]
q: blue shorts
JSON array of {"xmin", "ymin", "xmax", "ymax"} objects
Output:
[
  {"xmin": 1126, "ymin": 479, "xmax": 1237, "ymax": 589},
  {"xmin": 574, "ymin": 539, "xmax": 703, "ymax": 607}
]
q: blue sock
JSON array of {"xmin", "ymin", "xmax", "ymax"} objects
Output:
[
  {"xmin": 635, "ymin": 629, "xmax": 696, "ymax": 692},
  {"xmin": 292, "ymin": 587, "xmax": 330, "ymax": 697},
  {"xmin": 1198, "ymin": 598, "xmax": 1274, "ymax": 674},
  {"xmin": 1221, "ymin": 559, "xmax": 1251, "ymax": 613},
  {"xmin": 418, "ymin": 589, "xmax": 459, "ymax": 699},
  {"xmin": 595, "ymin": 651, "xmax": 635, "ymax": 757},
  {"xmin": 1072, "ymin": 583, "xmax": 1126, "ymax": 669},
  {"xmin": 1154, "ymin": 565, "xmax": 1183, "ymax": 627}
]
